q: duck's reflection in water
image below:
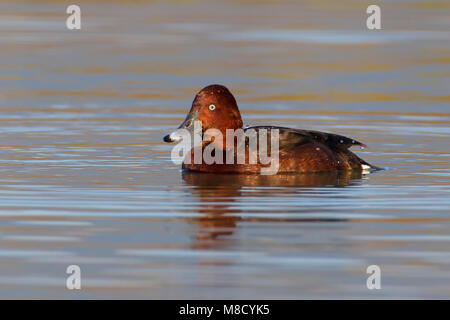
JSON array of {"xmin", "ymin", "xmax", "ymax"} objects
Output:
[{"xmin": 182, "ymin": 170, "xmax": 365, "ymax": 249}]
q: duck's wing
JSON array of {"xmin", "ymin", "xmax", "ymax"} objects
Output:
[{"xmin": 244, "ymin": 126, "xmax": 367, "ymax": 151}]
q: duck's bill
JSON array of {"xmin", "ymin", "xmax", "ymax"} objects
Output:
[
  {"xmin": 163, "ymin": 131, "xmax": 185, "ymax": 143},
  {"xmin": 163, "ymin": 111, "xmax": 199, "ymax": 143}
]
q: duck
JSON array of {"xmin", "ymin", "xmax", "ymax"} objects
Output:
[{"xmin": 163, "ymin": 84, "xmax": 378, "ymax": 174}]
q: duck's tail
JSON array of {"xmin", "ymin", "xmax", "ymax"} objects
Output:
[{"xmin": 357, "ymin": 155, "xmax": 383, "ymax": 171}]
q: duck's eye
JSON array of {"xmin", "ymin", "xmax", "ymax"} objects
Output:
[{"xmin": 208, "ymin": 104, "xmax": 216, "ymax": 111}]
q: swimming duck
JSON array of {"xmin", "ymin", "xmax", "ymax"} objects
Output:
[{"xmin": 163, "ymin": 84, "xmax": 378, "ymax": 174}]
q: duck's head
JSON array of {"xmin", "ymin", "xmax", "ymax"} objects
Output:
[{"xmin": 163, "ymin": 84, "xmax": 243, "ymax": 143}]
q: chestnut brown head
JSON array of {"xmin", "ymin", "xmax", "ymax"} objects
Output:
[{"xmin": 163, "ymin": 84, "xmax": 243, "ymax": 143}]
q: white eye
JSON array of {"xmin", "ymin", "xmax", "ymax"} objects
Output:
[{"xmin": 208, "ymin": 104, "xmax": 216, "ymax": 111}]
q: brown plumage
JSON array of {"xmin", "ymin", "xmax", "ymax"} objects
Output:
[{"xmin": 164, "ymin": 84, "xmax": 378, "ymax": 174}]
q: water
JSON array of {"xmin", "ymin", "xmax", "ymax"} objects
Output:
[{"xmin": 0, "ymin": 0, "xmax": 449, "ymax": 299}]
